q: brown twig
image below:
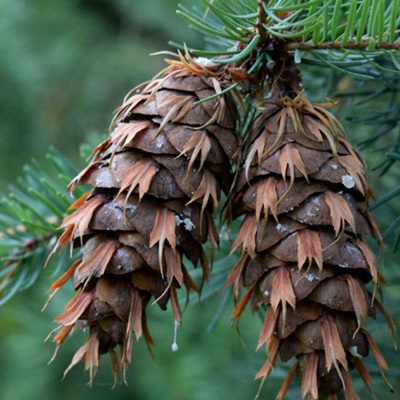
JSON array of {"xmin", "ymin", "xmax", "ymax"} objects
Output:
[
  {"xmin": 256, "ymin": 1, "xmax": 268, "ymax": 39},
  {"xmin": 284, "ymin": 40, "xmax": 400, "ymax": 51}
]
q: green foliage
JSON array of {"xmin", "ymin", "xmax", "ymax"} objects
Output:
[
  {"xmin": 0, "ymin": 149, "xmax": 81, "ymax": 305},
  {"xmin": 178, "ymin": 0, "xmax": 400, "ymax": 75},
  {"xmin": 260, "ymin": 0, "xmax": 399, "ymax": 45},
  {"xmin": 187, "ymin": 0, "xmax": 400, "ymax": 46},
  {"xmin": 333, "ymin": 59, "xmax": 400, "ymax": 249}
]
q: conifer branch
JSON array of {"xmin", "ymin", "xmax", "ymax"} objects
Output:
[
  {"xmin": 178, "ymin": 0, "xmax": 400, "ymax": 72},
  {"xmin": 0, "ymin": 148, "xmax": 82, "ymax": 305}
]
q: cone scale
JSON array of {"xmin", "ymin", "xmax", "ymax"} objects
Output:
[
  {"xmin": 227, "ymin": 90, "xmax": 393, "ymax": 399},
  {"xmin": 46, "ymin": 54, "xmax": 239, "ymax": 383}
]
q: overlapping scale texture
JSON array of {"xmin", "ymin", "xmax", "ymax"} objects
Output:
[
  {"xmin": 46, "ymin": 57, "xmax": 239, "ymax": 383},
  {"xmin": 227, "ymin": 95, "xmax": 393, "ymax": 399}
]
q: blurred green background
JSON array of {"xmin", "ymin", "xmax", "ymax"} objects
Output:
[{"xmin": 0, "ymin": 0, "xmax": 399, "ymax": 399}]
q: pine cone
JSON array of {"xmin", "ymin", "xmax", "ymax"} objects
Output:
[
  {"xmin": 227, "ymin": 94, "xmax": 394, "ymax": 399},
  {"xmin": 46, "ymin": 54, "xmax": 239, "ymax": 383}
]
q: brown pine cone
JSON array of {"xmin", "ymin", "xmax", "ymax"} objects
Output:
[{"xmin": 45, "ymin": 53, "xmax": 240, "ymax": 384}]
